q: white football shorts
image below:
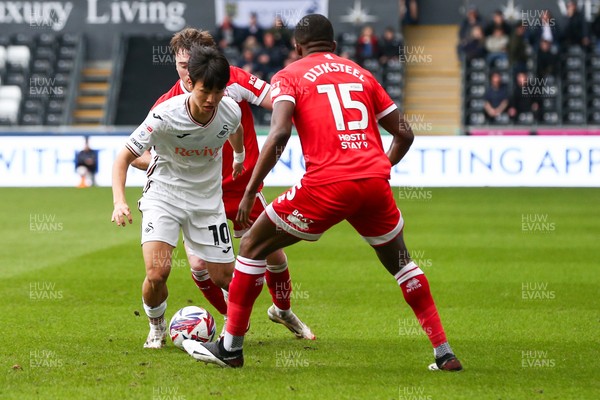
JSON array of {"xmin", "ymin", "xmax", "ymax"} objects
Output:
[{"xmin": 138, "ymin": 197, "xmax": 235, "ymax": 264}]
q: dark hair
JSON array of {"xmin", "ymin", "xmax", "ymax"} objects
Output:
[
  {"xmin": 187, "ymin": 45, "xmax": 230, "ymax": 90},
  {"xmin": 294, "ymin": 14, "xmax": 334, "ymax": 46},
  {"xmin": 170, "ymin": 28, "xmax": 215, "ymax": 55}
]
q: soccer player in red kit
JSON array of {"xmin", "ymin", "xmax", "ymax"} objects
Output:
[
  {"xmin": 132, "ymin": 28, "xmax": 314, "ymax": 340},
  {"xmin": 184, "ymin": 14, "xmax": 462, "ymax": 371}
]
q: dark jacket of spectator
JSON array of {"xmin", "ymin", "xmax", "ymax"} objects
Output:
[{"xmin": 562, "ymin": 1, "xmax": 589, "ymax": 48}]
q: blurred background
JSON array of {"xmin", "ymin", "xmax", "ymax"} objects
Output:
[{"xmin": 1, "ymin": 0, "xmax": 599, "ymax": 187}]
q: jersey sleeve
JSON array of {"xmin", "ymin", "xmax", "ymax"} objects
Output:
[
  {"xmin": 226, "ymin": 67, "xmax": 270, "ymax": 106},
  {"xmin": 367, "ymin": 72, "xmax": 397, "ymax": 120},
  {"xmin": 125, "ymin": 110, "xmax": 163, "ymax": 157},
  {"xmin": 270, "ymin": 69, "xmax": 296, "ymax": 105}
]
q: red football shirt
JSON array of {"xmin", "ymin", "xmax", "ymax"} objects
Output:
[
  {"xmin": 270, "ymin": 52, "xmax": 397, "ymax": 186},
  {"xmin": 152, "ymin": 66, "xmax": 269, "ymax": 196}
]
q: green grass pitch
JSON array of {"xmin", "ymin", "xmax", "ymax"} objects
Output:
[{"xmin": 1, "ymin": 187, "xmax": 599, "ymax": 399}]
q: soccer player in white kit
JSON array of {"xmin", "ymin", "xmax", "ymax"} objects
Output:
[{"xmin": 111, "ymin": 45, "xmax": 245, "ymax": 348}]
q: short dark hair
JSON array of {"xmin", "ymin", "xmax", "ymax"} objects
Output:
[
  {"xmin": 187, "ymin": 45, "xmax": 230, "ymax": 90},
  {"xmin": 294, "ymin": 14, "xmax": 334, "ymax": 46}
]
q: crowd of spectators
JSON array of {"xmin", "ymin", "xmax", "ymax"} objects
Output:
[
  {"xmin": 213, "ymin": 13, "xmax": 402, "ymax": 82},
  {"xmin": 459, "ymin": 1, "xmax": 600, "ymax": 124}
]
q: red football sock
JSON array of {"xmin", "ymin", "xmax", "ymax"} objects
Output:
[
  {"xmin": 266, "ymin": 260, "xmax": 291, "ymax": 311},
  {"xmin": 396, "ymin": 262, "xmax": 447, "ymax": 347},
  {"xmin": 226, "ymin": 256, "xmax": 266, "ymax": 336},
  {"xmin": 191, "ymin": 269, "xmax": 228, "ymax": 316}
]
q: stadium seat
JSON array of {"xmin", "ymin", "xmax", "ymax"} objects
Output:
[
  {"xmin": 566, "ymin": 97, "xmax": 584, "ymax": 109},
  {"xmin": 386, "ymin": 85, "xmax": 402, "ymax": 99},
  {"xmin": 468, "ymin": 71, "xmax": 486, "ymax": 84},
  {"xmin": 468, "ymin": 58, "xmax": 486, "ymax": 71},
  {"xmin": 0, "ymin": 35, "xmax": 10, "ymax": 47},
  {"xmin": 37, "ymin": 33, "xmax": 57, "ymax": 47},
  {"xmin": 541, "ymin": 111, "xmax": 560, "ymax": 124},
  {"xmin": 589, "ymin": 55, "xmax": 600, "ymax": 70},
  {"xmin": 6, "ymin": 45, "xmax": 31, "ymax": 69},
  {"xmin": 492, "ymin": 57, "xmax": 509, "ymax": 70},
  {"xmin": 0, "ymin": 85, "xmax": 23, "ymax": 102},
  {"xmin": 339, "ymin": 32, "xmax": 358, "ymax": 46},
  {"xmin": 491, "ymin": 113, "xmax": 510, "ymax": 125},
  {"xmin": 468, "ymin": 112, "xmax": 486, "ymax": 125},
  {"xmin": 0, "ymin": 98, "xmax": 20, "ymax": 124},
  {"xmin": 363, "ymin": 58, "xmax": 381, "ymax": 73},
  {"xmin": 385, "ymin": 71, "xmax": 402, "ymax": 84},
  {"xmin": 23, "ymin": 99, "xmax": 44, "ymax": 114},
  {"xmin": 47, "ymin": 99, "xmax": 65, "ymax": 113},
  {"xmin": 61, "ymin": 33, "xmax": 80, "ymax": 46},
  {"xmin": 542, "ymin": 98, "xmax": 558, "ymax": 111},
  {"xmin": 589, "ymin": 111, "xmax": 600, "ymax": 124},
  {"xmin": 56, "ymin": 59, "xmax": 74, "ymax": 73},
  {"xmin": 0, "ymin": 46, "xmax": 6, "ymax": 71},
  {"xmin": 58, "ymin": 46, "xmax": 77, "ymax": 59},
  {"xmin": 565, "ymin": 56, "xmax": 583, "ymax": 70},
  {"xmin": 469, "ymin": 98, "xmax": 485, "ymax": 111},
  {"xmin": 21, "ymin": 112, "xmax": 44, "ymax": 125},
  {"xmin": 45, "ymin": 112, "xmax": 63, "ymax": 126},
  {"xmin": 566, "ymin": 70, "xmax": 584, "ymax": 83},
  {"xmin": 468, "ymin": 84, "xmax": 485, "ymax": 97},
  {"xmin": 386, "ymin": 58, "xmax": 402, "ymax": 72},
  {"xmin": 12, "ymin": 33, "xmax": 34, "ymax": 47},
  {"xmin": 5, "ymin": 72, "xmax": 26, "ymax": 88},
  {"xmin": 564, "ymin": 111, "xmax": 586, "ymax": 124},
  {"xmin": 32, "ymin": 59, "xmax": 53, "ymax": 74},
  {"xmin": 53, "ymin": 73, "xmax": 70, "ymax": 86},
  {"xmin": 566, "ymin": 83, "xmax": 584, "ymax": 97},
  {"xmin": 35, "ymin": 46, "xmax": 56, "ymax": 63},
  {"xmin": 516, "ymin": 112, "xmax": 535, "ymax": 125}
]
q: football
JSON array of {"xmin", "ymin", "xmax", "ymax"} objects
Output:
[{"xmin": 169, "ymin": 306, "xmax": 216, "ymax": 350}]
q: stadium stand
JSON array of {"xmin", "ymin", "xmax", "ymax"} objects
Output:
[{"xmin": 0, "ymin": 32, "xmax": 82, "ymax": 127}]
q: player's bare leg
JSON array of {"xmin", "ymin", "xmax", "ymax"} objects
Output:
[
  {"xmin": 186, "ymin": 245, "xmax": 231, "ymax": 335},
  {"xmin": 141, "ymin": 241, "xmax": 173, "ymax": 349},
  {"xmin": 265, "ymin": 248, "xmax": 315, "ymax": 340},
  {"xmin": 372, "ymin": 232, "xmax": 462, "ymax": 371},
  {"xmin": 184, "ymin": 213, "xmax": 301, "ymax": 367}
]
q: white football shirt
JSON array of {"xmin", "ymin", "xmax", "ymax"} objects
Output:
[{"xmin": 125, "ymin": 93, "xmax": 241, "ymax": 211}]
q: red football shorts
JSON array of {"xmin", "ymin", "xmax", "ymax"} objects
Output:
[
  {"xmin": 224, "ymin": 191, "xmax": 268, "ymax": 238},
  {"xmin": 265, "ymin": 178, "xmax": 404, "ymax": 246}
]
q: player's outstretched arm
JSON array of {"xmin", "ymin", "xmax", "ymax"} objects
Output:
[
  {"xmin": 111, "ymin": 148, "xmax": 138, "ymax": 227},
  {"xmin": 130, "ymin": 150, "xmax": 152, "ymax": 171},
  {"xmin": 237, "ymin": 100, "xmax": 294, "ymax": 227},
  {"xmin": 258, "ymin": 88, "xmax": 273, "ymax": 111},
  {"xmin": 379, "ymin": 109, "xmax": 414, "ymax": 166},
  {"xmin": 229, "ymin": 124, "xmax": 245, "ymax": 180}
]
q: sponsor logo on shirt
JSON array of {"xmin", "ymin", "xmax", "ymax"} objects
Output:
[
  {"xmin": 174, "ymin": 147, "xmax": 221, "ymax": 157},
  {"xmin": 130, "ymin": 138, "xmax": 143, "ymax": 150}
]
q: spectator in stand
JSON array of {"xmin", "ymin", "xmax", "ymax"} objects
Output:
[
  {"xmin": 400, "ymin": 0, "xmax": 419, "ymax": 26},
  {"xmin": 508, "ymin": 72, "xmax": 539, "ymax": 122},
  {"xmin": 241, "ymin": 12, "xmax": 264, "ymax": 46},
  {"xmin": 355, "ymin": 25, "xmax": 379, "ymax": 67},
  {"xmin": 460, "ymin": 25, "xmax": 486, "ymax": 62},
  {"xmin": 484, "ymin": 10, "xmax": 511, "ymax": 37},
  {"xmin": 215, "ymin": 15, "xmax": 244, "ymax": 51},
  {"xmin": 237, "ymin": 48, "xmax": 258, "ymax": 74},
  {"xmin": 283, "ymin": 47, "xmax": 300, "ymax": 67},
  {"xmin": 378, "ymin": 27, "xmax": 402, "ymax": 66},
  {"xmin": 75, "ymin": 137, "xmax": 98, "ymax": 188},
  {"xmin": 485, "ymin": 26, "xmax": 509, "ymax": 66},
  {"xmin": 508, "ymin": 23, "xmax": 529, "ymax": 76},
  {"xmin": 484, "ymin": 71, "xmax": 509, "ymax": 123},
  {"xmin": 241, "ymin": 35, "xmax": 261, "ymax": 55},
  {"xmin": 255, "ymin": 31, "xmax": 288, "ymax": 80},
  {"xmin": 562, "ymin": 0, "xmax": 590, "ymax": 50},
  {"xmin": 528, "ymin": 9, "xmax": 561, "ymax": 52},
  {"xmin": 268, "ymin": 15, "xmax": 294, "ymax": 50},
  {"xmin": 459, "ymin": 5, "xmax": 483, "ymax": 47},
  {"xmin": 536, "ymin": 39, "xmax": 559, "ymax": 78},
  {"xmin": 592, "ymin": 9, "xmax": 600, "ymax": 53}
]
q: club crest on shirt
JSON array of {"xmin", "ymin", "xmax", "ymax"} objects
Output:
[{"xmin": 217, "ymin": 124, "xmax": 230, "ymax": 138}]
